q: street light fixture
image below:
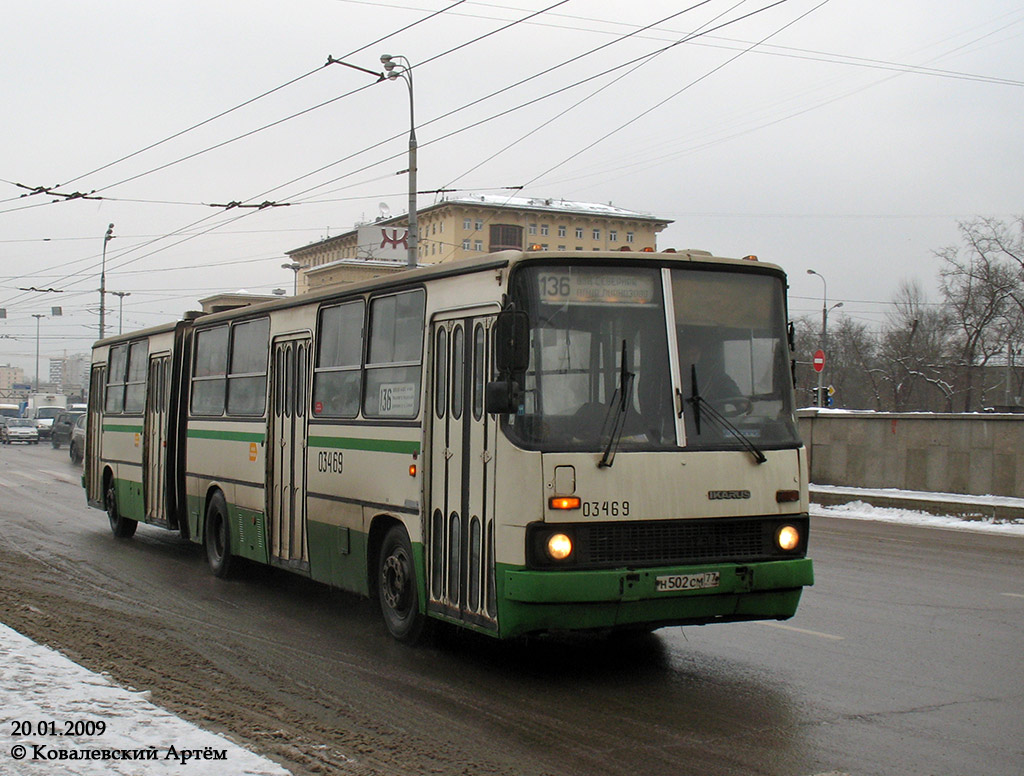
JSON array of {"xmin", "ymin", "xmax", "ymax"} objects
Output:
[
  {"xmin": 380, "ymin": 53, "xmax": 418, "ymax": 268},
  {"xmin": 281, "ymin": 262, "xmax": 302, "ymax": 295},
  {"xmin": 806, "ymin": 269, "xmax": 843, "ymax": 407},
  {"xmin": 110, "ymin": 291, "xmax": 131, "ymax": 334},
  {"xmin": 32, "ymin": 307, "xmax": 62, "ymax": 391},
  {"xmin": 99, "ymin": 223, "xmax": 115, "ymax": 340}
]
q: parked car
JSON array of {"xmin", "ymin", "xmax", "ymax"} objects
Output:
[
  {"xmin": 1, "ymin": 418, "xmax": 40, "ymax": 445},
  {"xmin": 50, "ymin": 410, "xmax": 85, "ymax": 449},
  {"xmin": 69, "ymin": 414, "xmax": 87, "ymax": 464}
]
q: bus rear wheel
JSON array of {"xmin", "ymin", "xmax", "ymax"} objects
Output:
[
  {"xmin": 378, "ymin": 525, "xmax": 428, "ymax": 643},
  {"xmin": 105, "ymin": 478, "xmax": 137, "ymax": 539},
  {"xmin": 204, "ymin": 491, "xmax": 234, "ymax": 578}
]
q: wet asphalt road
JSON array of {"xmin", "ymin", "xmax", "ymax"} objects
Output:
[{"xmin": 1, "ymin": 442, "xmax": 1022, "ymax": 776}]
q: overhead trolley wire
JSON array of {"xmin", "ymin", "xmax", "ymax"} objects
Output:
[{"xmin": 0, "ymin": 0, "xmax": 473, "ymax": 213}]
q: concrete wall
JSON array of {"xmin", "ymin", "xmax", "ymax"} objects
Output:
[{"xmin": 797, "ymin": 410, "xmax": 1024, "ymax": 498}]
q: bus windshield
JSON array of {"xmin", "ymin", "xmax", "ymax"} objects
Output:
[{"xmin": 505, "ymin": 263, "xmax": 800, "ymax": 452}]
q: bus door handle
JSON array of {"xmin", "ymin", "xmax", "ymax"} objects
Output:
[{"xmin": 674, "ymin": 388, "xmax": 684, "ymax": 418}]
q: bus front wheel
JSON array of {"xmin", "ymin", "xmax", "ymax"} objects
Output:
[
  {"xmin": 204, "ymin": 492, "xmax": 234, "ymax": 578},
  {"xmin": 378, "ymin": 525, "xmax": 428, "ymax": 643},
  {"xmin": 105, "ymin": 478, "xmax": 137, "ymax": 539}
]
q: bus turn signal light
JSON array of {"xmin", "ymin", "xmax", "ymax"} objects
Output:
[{"xmin": 549, "ymin": 496, "xmax": 581, "ymax": 510}]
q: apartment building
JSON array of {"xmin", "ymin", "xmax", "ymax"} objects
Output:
[{"xmin": 285, "ymin": 194, "xmax": 672, "ymax": 292}]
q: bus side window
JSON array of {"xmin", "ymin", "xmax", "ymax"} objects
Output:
[
  {"xmin": 191, "ymin": 326, "xmax": 229, "ymax": 416},
  {"xmin": 105, "ymin": 344, "xmax": 128, "ymax": 414},
  {"xmin": 313, "ymin": 300, "xmax": 364, "ymax": 418},
  {"xmin": 226, "ymin": 318, "xmax": 270, "ymax": 416},
  {"xmin": 363, "ymin": 290, "xmax": 425, "ymax": 418},
  {"xmin": 123, "ymin": 341, "xmax": 150, "ymax": 414}
]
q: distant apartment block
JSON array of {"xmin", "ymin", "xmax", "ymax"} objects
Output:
[{"xmin": 285, "ymin": 195, "xmax": 672, "ymax": 292}]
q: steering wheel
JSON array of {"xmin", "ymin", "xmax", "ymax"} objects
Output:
[{"xmin": 713, "ymin": 396, "xmax": 752, "ymax": 418}]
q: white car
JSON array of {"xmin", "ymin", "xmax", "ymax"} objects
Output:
[{"xmin": 1, "ymin": 418, "xmax": 39, "ymax": 445}]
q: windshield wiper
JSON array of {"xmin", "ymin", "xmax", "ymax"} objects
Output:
[
  {"xmin": 687, "ymin": 365, "xmax": 767, "ymax": 465},
  {"xmin": 598, "ymin": 340, "xmax": 635, "ymax": 468}
]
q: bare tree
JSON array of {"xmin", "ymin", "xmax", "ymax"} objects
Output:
[
  {"xmin": 937, "ymin": 219, "xmax": 1020, "ymax": 411},
  {"xmin": 875, "ymin": 279, "xmax": 953, "ymax": 410}
]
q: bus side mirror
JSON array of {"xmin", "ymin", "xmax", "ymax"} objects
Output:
[{"xmin": 494, "ymin": 310, "xmax": 529, "ymax": 373}]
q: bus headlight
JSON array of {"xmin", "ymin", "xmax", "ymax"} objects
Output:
[
  {"xmin": 546, "ymin": 533, "xmax": 573, "ymax": 561},
  {"xmin": 776, "ymin": 524, "xmax": 800, "ymax": 552}
]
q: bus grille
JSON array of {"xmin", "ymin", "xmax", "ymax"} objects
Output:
[{"xmin": 527, "ymin": 516, "xmax": 806, "ymax": 569}]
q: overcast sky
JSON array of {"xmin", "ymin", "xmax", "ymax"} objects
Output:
[{"xmin": 1, "ymin": 0, "xmax": 1021, "ymax": 374}]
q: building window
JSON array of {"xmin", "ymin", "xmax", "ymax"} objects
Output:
[
  {"xmin": 474, "ymin": 239, "xmax": 483, "ymax": 251},
  {"xmin": 489, "ymin": 224, "xmax": 523, "ymax": 252},
  {"xmin": 627, "ymin": 231, "xmax": 635, "ymax": 243},
  {"xmin": 474, "ymin": 219, "xmax": 483, "ymax": 231},
  {"xmin": 558, "ymin": 245, "xmax": 566, "ymax": 251},
  {"xmin": 558, "ymin": 225, "xmax": 566, "ymax": 237},
  {"xmin": 464, "ymin": 218, "xmax": 472, "ymax": 230},
  {"xmin": 528, "ymin": 223, "xmax": 537, "ymax": 235},
  {"xmin": 541, "ymin": 244, "xmax": 549, "ymax": 251},
  {"xmin": 609, "ymin": 230, "xmax": 618, "ymax": 242},
  {"xmin": 592, "ymin": 228, "xmax": 601, "ymax": 240},
  {"xmin": 462, "ymin": 239, "xmax": 471, "ymax": 250},
  {"xmin": 540, "ymin": 224, "xmax": 549, "ymax": 236},
  {"xmin": 575, "ymin": 246, "xmax": 584, "ymax": 251},
  {"xmin": 575, "ymin": 227, "xmax": 584, "ymax": 239}
]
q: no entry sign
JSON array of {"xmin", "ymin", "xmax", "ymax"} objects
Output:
[{"xmin": 813, "ymin": 349, "xmax": 826, "ymax": 373}]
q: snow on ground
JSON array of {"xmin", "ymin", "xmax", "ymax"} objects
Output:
[
  {"xmin": 1, "ymin": 490, "xmax": 1020, "ymax": 776},
  {"xmin": 0, "ymin": 623, "xmax": 290, "ymax": 775},
  {"xmin": 811, "ymin": 486, "xmax": 1024, "ymax": 536}
]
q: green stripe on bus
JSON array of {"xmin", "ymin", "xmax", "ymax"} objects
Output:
[
  {"xmin": 102, "ymin": 424, "xmax": 144, "ymax": 433},
  {"xmin": 187, "ymin": 428, "xmax": 266, "ymax": 443},
  {"xmin": 308, "ymin": 436, "xmax": 420, "ymax": 455}
]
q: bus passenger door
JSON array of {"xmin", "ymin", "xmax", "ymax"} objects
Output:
[
  {"xmin": 85, "ymin": 365, "xmax": 105, "ymax": 504},
  {"xmin": 268, "ymin": 335, "xmax": 311, "ymax": 571},
  {"xmin": 143, "ymin": 355, "xmax": 170, "ymax": 524},
  {"xmin": 428, "ymin": 314, "xmax": 498, "ymax": 629}
]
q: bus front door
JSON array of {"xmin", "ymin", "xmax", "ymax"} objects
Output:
[
  {"xmin": 143, "ymin": 355, "xmax": 170, "ymax": 525},
  {"xmin": 428, "ymin": 315, "xmax": 498, "ymax": 630},
  {"xmin": 268, "ymin": 335, "xmax": 311, "ymax": 571}
]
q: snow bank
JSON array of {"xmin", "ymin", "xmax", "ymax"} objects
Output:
[{"xmin": 0, "ymin": 623, "xmax": 290, "ymax": 775}]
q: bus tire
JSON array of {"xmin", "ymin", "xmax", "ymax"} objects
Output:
[
  {"xmin": 105, "ymin": 477, "xmax": 137, "ymax": 539},
  {"xmin": 204, "ymin": 491, "xmax": 234, "ymax": 579},
  {"xmin": 378, "ymin": 525, "xmax": 428, "ymax": 643}
]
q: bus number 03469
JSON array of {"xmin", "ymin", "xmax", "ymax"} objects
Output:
[{"xmin": 583, "ymin": 501, "xmax": 629, "ymax": 517}]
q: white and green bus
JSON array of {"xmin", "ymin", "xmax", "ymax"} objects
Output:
[{"xmin": 86, "ymin": 249, "xmax": 813, "ymax": 642}]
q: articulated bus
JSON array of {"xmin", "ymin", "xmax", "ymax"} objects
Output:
[{"xmin": 85, "ymin": 249, "xmax": 813, "ymax": 642}]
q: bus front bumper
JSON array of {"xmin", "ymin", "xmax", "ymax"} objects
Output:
[{"xmin": 497, "ymin": 558, "xmax": 813, "ymax": 638}]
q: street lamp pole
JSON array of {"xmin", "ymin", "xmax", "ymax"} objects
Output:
[
  {"xmin": 806, "ymin": 269, "xmax": 842, "ymax": 407},
  {"xmin": 381, "ymin": 54, "xmax": 417, "ymax": 268},
  {"xmin": 33, "ymin": 314, "xmax": 44, "ymax": 391},
  {"xmin": 99, "ymin": 223, "xmax": 115, "ymax": 340},
  {"xmin": 281, "ymin": 262, "xmax": 302, "ymax": 295},
  {"xmin": 111, "ymin": 291, "xmax": 131, "ymax": 334}
]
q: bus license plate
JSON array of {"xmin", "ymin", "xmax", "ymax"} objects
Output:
[{"xmin": 655, "ymin": 572, "xmax": 720, "ymax": 592}]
